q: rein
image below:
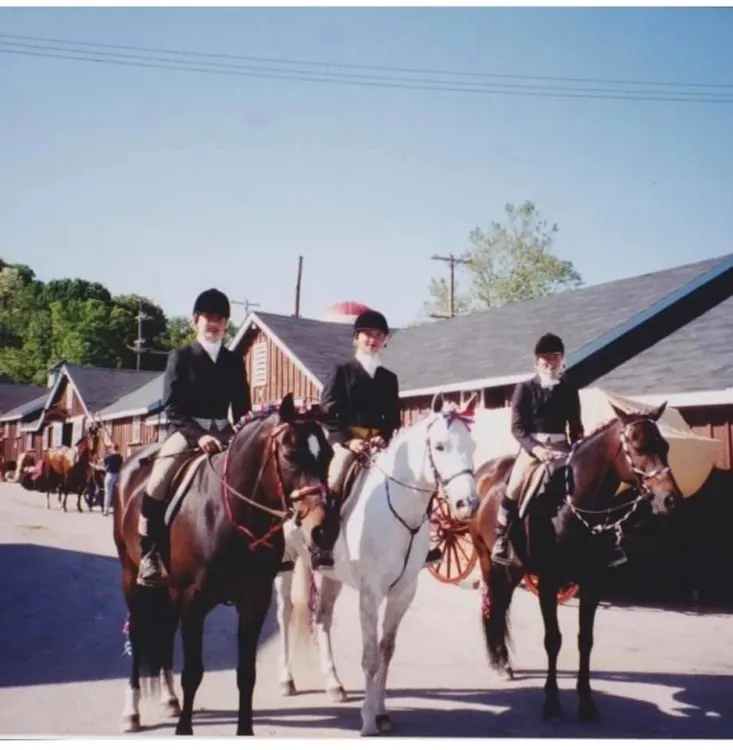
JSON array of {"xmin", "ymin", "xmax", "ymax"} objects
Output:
[
  {"xmin": 562, "ymin": 417, "xmax": 671, "ymax": 541},
  {"xmin": 208, "ymin": 417, "xmax": 326, "ymax": 552}
]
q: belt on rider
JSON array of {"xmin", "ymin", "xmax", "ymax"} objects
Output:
[
  {"xmin": 193, "ymin": 417, "xmax": 230, "ymax": 432},
  {"xmin": 349, "ymin": 426, "xmax": 381, "ymax": 440},
  {"xmin": 531, "ymin": 432, "xmax": 566, "ymax": 445}
]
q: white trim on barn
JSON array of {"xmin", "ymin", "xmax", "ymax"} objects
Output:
[
  {"xmin": 39, "ymin": 364, "xmax": 92, "ymax": 419},
  {"xmin": 627, "ymin": 388, "xmax": 733, "ymax": 408},
  {"xmin": 399, "ymin": 371, "xmax": 533, "ymax": 399}
]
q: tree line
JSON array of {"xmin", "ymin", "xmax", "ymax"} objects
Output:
[{"xmin": 0, "ymin": 262, "xmax": 235, "ymax": 385}]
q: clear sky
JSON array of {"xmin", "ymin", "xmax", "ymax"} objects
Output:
[{"xmin": 1, "ymin": 6, "xmax": 732, "ymax": 328}]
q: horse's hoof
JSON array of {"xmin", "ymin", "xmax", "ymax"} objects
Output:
[
  {"xmin": 174, "ymin": 723, "xmax": 193, "ymax": 735},
  {"xmin": 376, "ymin": 713, "xmax": 392, "ymax": 732},
  {"xmin": 121, "ymin": 714, "xmax": 141, "ymax": 733},
  {"xmin": 280, "ymin": 679, "xmax": 297, "ymax": 697},
  {"xmin": 360, "ymin": 724, "xmax": 380, "ymax": 737},
  {"xmin": 578, "ymin": 700, "xmax": 600, "ymax": 723},
  {"xmin": 543, "ymin": 701, "xmax": 564, "ymax": 724},
  {"xmin": 327, "ymin": 686, "xmax": 348, "ymax": 703},
  {"xmin": 162, "ymin": 698, "xmax": 181, "ymax": 718}
]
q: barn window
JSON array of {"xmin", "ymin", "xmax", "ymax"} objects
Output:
[
  {"xmin": 251, "ymin": 342, "xmax": 268, "ymax": 387},
  {"xmin": 71, "ymin": 418, "xmax": 84, "ymax": 445},
  {"xmin": 65, "ymin": 384, "xmax": 74, "ymax": 411},
  {"xmin": 132, "ymin": 417, "xmax": 142, "ymax": 444},
  {"xmin": 43, "ymin": 426, "xmax": 51, "ymax": 449},
  {"xmin": 26, "ymin": 433, "xmax": 32, "ymax": 451}
]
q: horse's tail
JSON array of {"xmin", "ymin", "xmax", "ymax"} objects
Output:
[
  {"xmin": 289, "ymin": 554, "xmax": 317, "ymax": 661},
  {"xmin": 127, "ymin": 584, "xmax": 178, "ymax": 696},
  {"xmin": 480, "ymin": 555, "xmax": 515, "ymax": 675}
]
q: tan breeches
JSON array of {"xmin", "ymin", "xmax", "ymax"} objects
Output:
[
  {"xmin": 145, "ymin": 431, "xmax": 192, "ymax": 502},
  {"xmin": 328, "ymin": 443, "xmax": 357, "ymax": 493},
  {"xmin": 505, "ymin": 440, "xmax": 570, "ymax": 501}
]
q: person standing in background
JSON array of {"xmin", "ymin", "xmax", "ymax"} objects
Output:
[{"xmin": 103, "ymin": 443, "xmax": 123, "ymax": 517}]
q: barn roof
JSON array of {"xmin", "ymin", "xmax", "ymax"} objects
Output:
[
  {"xmin": 380, "ymin": 253, "xmax": 733, "ymax": 397},
  {"xmin": 230, "ymin": 311, "xmax": 357, "ymax": 389},
  {"xmin": 98, "ymin": 374, "xmax": 165, "ymax": 420},
  {"xmin": 0, "ymin": 384, "xmax": 49, "ymax": 422}
]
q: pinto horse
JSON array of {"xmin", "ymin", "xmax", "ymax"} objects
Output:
[
  {"xmin": 470, "ymin": 401, "xmax": 683, "ymax": 724},
  {"xmin": 113, "ymin": 393, "xmax": 337, "ymax": 736},
  {"xmin": 44, "ymin": 423, "xmax": 101, "ymax": 512}
]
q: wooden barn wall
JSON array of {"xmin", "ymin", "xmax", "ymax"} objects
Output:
[
  {"xmin": 243, "ymin": 328, "xmax": 320, "ymax": 406},
  {"xmin": 678, "ymin": 405, "xmax": 733, "ymax": 471},
  {"xmin": 103, "ymin": 418, "xmax": 163, "ymax": 458},
  {"xmin": 52, "ymin": 377, "xmax": 86, "ymax": 419}
]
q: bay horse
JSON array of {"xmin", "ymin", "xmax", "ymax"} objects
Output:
[
  {"xmin": 44, "ymin": 423, "xmax": 101, "ymax": 512},
  {"xmin": 283, "ymin": 393, "xmax": 481, "ymax": 736},
  {"xmin": 470, "ymin": 400, "xmax": 683, "ymax": 724},
  {"xmin": 113, "ymin": 393, "xmax": 337, "ymax": 736}
]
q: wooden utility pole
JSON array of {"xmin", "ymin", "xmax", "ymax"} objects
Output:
[
  {"xmin": 230, "ymin": 298, "xmax": 261, "ymax": 318},
  {"xmin": 294, "ymin": 255, "xmax": 303, "ymax": 318},
  {"xmin": 126, "ymin": 298, "xmax": 152, "ymax": 371},
  {"xmin": 430, "ymin": 253, "xmax": 470, "ymax": 319}
]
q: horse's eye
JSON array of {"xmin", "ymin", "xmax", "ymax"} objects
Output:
[{"xmin": 434, "ymin": 442, "xmax": 446, "ymax": 452}]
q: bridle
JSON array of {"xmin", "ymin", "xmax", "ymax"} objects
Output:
[
  {"xmin": 563, "ymin": 416, "xmax": 673, "ymax": 539},
  {"xmin": 213, "ymin": 415, "xmax": 327, "ymax": 552}
]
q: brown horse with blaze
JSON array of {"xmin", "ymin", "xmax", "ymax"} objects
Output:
[{"xmin": 113, "ymin": 393, "xmax": 338, "ymax": 736}]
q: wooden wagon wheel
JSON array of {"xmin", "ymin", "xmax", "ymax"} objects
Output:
[
  {"xmin": 427, "ymin": 493, "xmax": 479, "ymax": 585},
  {"xmin": 521, "ymin": 574, "xmax": 579, "ymax": 604}
]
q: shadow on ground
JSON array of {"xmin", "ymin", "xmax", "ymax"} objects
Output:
[
  {"xmin": 144, "ymin": 671, "xmax": 733, "ymax": 739},
  {"xmin": 0, "ymin": 543, "xmax": 279, "ymax": 689}
]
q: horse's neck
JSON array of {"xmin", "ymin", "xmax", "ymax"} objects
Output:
[{"xmin": 569, "ymin": 421, "xmax": 624, "ymax": 508}]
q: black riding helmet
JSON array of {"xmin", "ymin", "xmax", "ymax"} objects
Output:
[
  {"xmin": 353, "ymin": 309, "xmax": 389, "ymax": 337},
  {"xmin": 193, "ymin": 288, "xmax": 230, "ymax": 319},
  {"xmin": 534, "ymin": 332, "xmax": 564, "ymax": 357}
]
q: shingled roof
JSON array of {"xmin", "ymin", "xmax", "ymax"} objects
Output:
[
  {"xmin": 98, "ymin": 373, "xmax": 165, "ymax": 420},
  {"xmin": 0, "ymin": 384, "xmax": 49, "ymax": 421},
  {"xmin": 380, "ymin": 253, "xmax": 733, "ymax": 396}
]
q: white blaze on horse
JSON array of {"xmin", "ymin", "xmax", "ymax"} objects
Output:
[{"xmin": 276, "ymin": 392, "xmax": 480, "ymax": 737}]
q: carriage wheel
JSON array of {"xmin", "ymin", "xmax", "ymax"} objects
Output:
[
  {"xmin": 427, "ymin": 494, "xmax": 479, "ymax": 585},
  {"xmin": 521, "ymin": 574, "xmax": 579, "ymax": 604}
]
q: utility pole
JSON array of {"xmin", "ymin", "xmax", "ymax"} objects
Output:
[
  {"xmin": 126, "ymin": 298, "xmax": 152, "ymax": 371},
  {"xmin": 230, "ymin": 298, "xmax": 261, "ymax": 319},
  {"xmin": 430, "ymin": 253, "xmax": 470, "ymax": 319}
]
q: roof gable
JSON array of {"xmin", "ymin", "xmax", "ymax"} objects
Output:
[{"xmin": 0, "ymin": 384, "xmax": 49, "ymax": 420}]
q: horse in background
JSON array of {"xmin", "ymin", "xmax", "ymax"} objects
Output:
[
  {"xmin": 44, "ymin": 423, "xmax": 101, "ymax": 512},
  {"xmin": 470, "ymin": 401, "xmax": 683, "ymax": 724},
  {"xmin": 280, "ymin": 393, "xmax": 480, "ymax": 736},
  {"xmin": 113, "ymin": 394, "xmax": 338, "ymax": 736}
]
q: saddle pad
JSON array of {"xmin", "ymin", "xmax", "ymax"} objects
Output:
[{"xmin": 164, "ymin": 454, "xmax": 209, "ymax": 527}]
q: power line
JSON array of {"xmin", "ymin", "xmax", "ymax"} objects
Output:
[
  {"xmin": 1, "ymin": 31, "xmax": 731, "ymax": 90},
  {"xmin": 1, "ymin": 39, "xmax": 732, "ymax": 104}
]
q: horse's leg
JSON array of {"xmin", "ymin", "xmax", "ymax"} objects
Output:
[
  {"xmin": 538, "ymin": 577, "xmax": 564, "ymax": 723},
  {"xmin": 577, "ymin": 582, "xmax": 601, "ymax": 722},
  {"xmin": 121, "ymin": 613, "xmax": 142, "ymax": 733},
  {"xmin": 235, "ymin": 578, "xmax": 274, "ymax": 736},
  {"xmin": 358, "ymin": 586, "xmax": 382, "ymax": 737},
  {"xmin": 159, "ymin": 609, "xmax": 182, "ymax": 719},
  {"xmin": 373, "ymin": 581, "xmax": 418, "ymax": 733},
  {"xmin": 273, "ymin": 571, "xmax": 297, "ymax": 696},
  {"xmin": 314, "ymin": 575, "xmax": 347, "ymax": 702},
  {"xmin": 175, "ymin": 610, "xmax": 206, "ymax": 736}
]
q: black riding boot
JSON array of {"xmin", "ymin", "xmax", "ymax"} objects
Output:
[
  {"xmin": 491, "ymin": 496, "xmax": 517, "ymax": 566},
  {"xmin": 311, "ymin": 489, "xmax": 340, "ymax": 571},
  {"xmin": 137, "ymin": 493, "xmax": 168, "ymax": 587},
  {"xmin": 425, "ymin": 547, "xmax": 443, "ymax": 565}
]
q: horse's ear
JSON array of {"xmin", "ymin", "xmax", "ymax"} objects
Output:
[
  {"xmin": 431, "ymin": 392, "xmax": 444, "ymax": 413},
  {"xmin": 648, "ymin": 401, "xmax": 667, "ymax": 422},
  {"xmin": 279, "ymin": 393, "xmax": 297, "ymax": 423},
  {"xmin": 610, "ymin": 402, "xmax": 633, "ymax": 425},
  {"xmin": 463, "ymin": 391, "xmax": 479, "ymax": 416}
]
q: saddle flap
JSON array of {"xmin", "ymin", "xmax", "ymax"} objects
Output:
[
  {"xmin": 340, "ymin": 454, "xmax": 370, "ymax": 517},
  {"xmin": 163, "ymin": 453, "xmax": 209, "ymax": 527},
  {"xmin": 518, "ymin": 457, "xmax": 567, "ymax": 520}
]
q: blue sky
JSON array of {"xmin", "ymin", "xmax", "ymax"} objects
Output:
[{"xmin": 1, "ymin": 7, "xmax": 732, "ymax": 328}]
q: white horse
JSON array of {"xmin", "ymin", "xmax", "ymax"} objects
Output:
[{"xmin": 274, "ymin": 392, "xmax": 481, "ymax": 736}]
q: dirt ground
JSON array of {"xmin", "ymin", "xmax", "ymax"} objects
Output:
[{"xmin": 1, "ymin": 481, "xmax": 732, "ymax": 739}]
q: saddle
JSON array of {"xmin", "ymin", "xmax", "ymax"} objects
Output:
[
  {"xmin": 339, "ymin": 452, "xmax": 372, "ymax": 517},
  {"xmin": 517, "ymin": 455, "xmax": 570, "ymax": 521}
]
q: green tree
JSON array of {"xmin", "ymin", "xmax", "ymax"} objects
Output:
[{"xmin": 423, "ymin": 201, "xmax": 583, "ymax": 317}]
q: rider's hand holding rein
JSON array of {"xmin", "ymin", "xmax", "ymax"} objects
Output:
[{"xmin": 198, "ymin": 434, "xmax": 223, "ymax": 454}]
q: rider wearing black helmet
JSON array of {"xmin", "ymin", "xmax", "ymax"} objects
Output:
[
  {"xmin": 491, "ymin": 332, "xmax": 626, "ymax": 569},
  {"xmin": 136, "ymin": 288, "xmax": 252, "ymax": 587},
  {"xmin": 318, "ymin": 308, "xmax": 442, "ymax": 569}
]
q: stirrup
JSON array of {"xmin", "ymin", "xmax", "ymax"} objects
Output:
[
  {"xmin": 137, "ymin": 550, "xmax": 168, "ymax": 587},
  {"xmin": 607, "ymin": 546, "xmax": 628, "ymax": 569}
]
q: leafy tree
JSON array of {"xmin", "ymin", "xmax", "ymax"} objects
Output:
[{"xmin": 423, "ymin": 201, "xmax": 583, "ymax": 318}]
